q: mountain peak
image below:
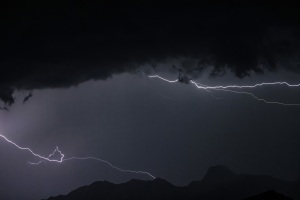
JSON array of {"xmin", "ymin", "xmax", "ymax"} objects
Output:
[{"xmin": 202, "ymin": 165, "xmax": 235, "ymax": 183}]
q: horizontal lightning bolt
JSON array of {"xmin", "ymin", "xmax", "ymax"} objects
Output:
[
  {"xmin": 0, "ymin": 134, "xmax": 155, "ymax": 179},
  {"xmin": 148, "ymin": 75, "xmax": 179, "ymax": 83},
  {"xmin": 149, "ymin": 75, "xmax": 300, "ymax": 106}
]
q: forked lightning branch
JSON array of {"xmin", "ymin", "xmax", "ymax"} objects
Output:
[
  {"xmin": 149, "ymin": 75, "xmax": 300, "ymax": 106},
  {"xmin": 0, "ymin": 134, "xmax": 155, "ymax": 179}
]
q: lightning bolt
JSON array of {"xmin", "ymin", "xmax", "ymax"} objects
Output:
[
  {"xmin": 148, "ymin": 75, "xmax": 300, "ymax": 106},
  {"xmin": 2, "ymin": 75, "xmax": 298, "ymax": 181},
  {"xmin": 0, "ymin": 133, "xmax": 155, "ymax": 179}
]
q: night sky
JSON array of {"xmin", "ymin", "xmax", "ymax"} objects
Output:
[{"xmin": 0, "ymin": 2, "xmax": 300, "ymax": 200}]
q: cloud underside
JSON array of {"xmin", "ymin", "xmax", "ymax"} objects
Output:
[{"xmin": 1, "ymin": 2, "xmax": 300, "ymax": 105}]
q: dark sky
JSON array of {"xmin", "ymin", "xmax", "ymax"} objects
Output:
[{"xmin": 0, "ymin": 1, "xmax": 300, "ymax": 200}]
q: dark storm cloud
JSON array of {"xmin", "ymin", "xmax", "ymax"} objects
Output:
[
  {"xmin": 23, "ymin": 91, "xmax": 33, "ymax": 103},
  {"xmin": 1, "ymin": 1, "xmax": 300, "ymax": 104}
]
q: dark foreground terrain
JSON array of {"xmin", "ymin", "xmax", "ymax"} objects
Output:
[{"xmin": 46, "ymin": 165, "xmax": 299, "ymax": 200}]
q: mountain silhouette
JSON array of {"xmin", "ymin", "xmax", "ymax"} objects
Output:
[
  {"xmin": 201, "ymin": 165, "xmax": 236, "ymax": 184},
  {"xmin": 45, "ymin": 165, "xmax": 299, "ymax": 200},
  {"xmin": 244, "ymin": 190, "xmax": 293, "ymax": 200}
]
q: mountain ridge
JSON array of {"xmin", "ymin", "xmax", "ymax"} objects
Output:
[{"xmin": 45, "ymin": 165, "xmax": 299, "ymax": 200}]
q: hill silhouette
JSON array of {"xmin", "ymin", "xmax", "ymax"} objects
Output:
[
  {"xmin": 244, "ymin": 190, "xmax": 293, "ymax": 200},
  {"xmin": 45, "ymin": 165, "xmax": 299, "ymax": 200}
]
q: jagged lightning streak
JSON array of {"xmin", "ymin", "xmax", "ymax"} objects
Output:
[
  {"xmin": 0, "ymin": 133, "xmax": 155, "ymax": 179},
  {"xmin": 149, "ymin": 75, "xmax": 300, "ymax": 106},
  {"xmin": 148, "ymin": 75, "xmax": 179, "ymax": 83},
  {"xmin": 190, "ymin": 81, "xmax": 300, "ymax": 106}
]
